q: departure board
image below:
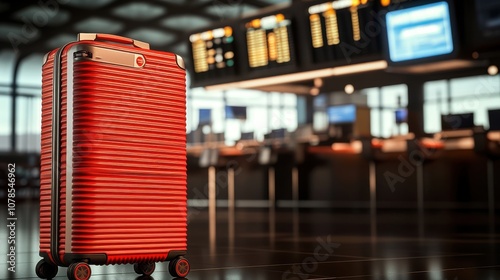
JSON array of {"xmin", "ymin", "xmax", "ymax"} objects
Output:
[
  {"xmin": 189, "ymin": 26, "xmax": 236, "ymax": 74},
  {"xmin": 245, "ymin": 13, "xmax": 294, "ymax": 69},
  {"xmin": 307, "ymin": 0, "xmax": 379, "ymax": 64}
]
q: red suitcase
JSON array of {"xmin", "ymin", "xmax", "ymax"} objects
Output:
[{"xmin": 36, "ymin": 33, "xmax": 189, "ymax": 280}]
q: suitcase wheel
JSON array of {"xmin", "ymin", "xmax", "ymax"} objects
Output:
[
  {"xmin": 134, "ymin": 262, "xmax": 156, "ymax": 276},
  {"xmin": 67, "ymin": 262, "xmax": 91, "ymax": 280},
  {"xmin": 35, "ymin": 259, "xmax": 58, "ymax": 279},
  {"xmin": 168, "ymin": 256, "xmax": 190, "ymax": 278}
]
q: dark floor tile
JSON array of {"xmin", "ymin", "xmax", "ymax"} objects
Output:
[{"xmin": 0, "ymin": 201, "xmax": 499, "ymax": 279}]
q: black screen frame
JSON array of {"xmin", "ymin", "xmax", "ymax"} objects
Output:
[{"xmin": 382, "ymin": 0, "xmax": 460, "ymax": 67}]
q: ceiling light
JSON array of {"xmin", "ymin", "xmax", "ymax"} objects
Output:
[
  {"xmin": 205, "ymin": 60, "xmax": 387, "ymax": 91},
  {"xmin": 345, "ymin": 84, "xmax": 354, "ymax": 94},
  {"xmin": 310, "ymin": 87, "xmax": 320, "ymax": 96},
  {"xmin": 331, "ymin": 60, "xmax": 387, "ymax": 76},
  {"xmin": 488, "ymin": 65, "xmax": 498, "ymax": 76},
  {"xmin": 314, "ymin": 78, "xmax": 323, "ymax": 88}
]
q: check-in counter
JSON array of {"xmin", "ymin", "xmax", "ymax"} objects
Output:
[
  {"xmin": 305, "ymin": 140, "xmax": 371, "ymax": 207},
  {"xmin": 305, "ymin": 135, "xmax": 432, "ymax": 209},
  {"xmin": 421, "ymin": 128, "xmax": 493, "ymax": 209},
  {"xmin": 474, "ymin": 130, "xmax": 500, "ymax": 215},
  {"xmin": 187, "ymin": 142, "xmax": 262, "ymax": 206},
  {"xmin": 187, "ymin": 133, "xmax": 296, "ymax": 209}
]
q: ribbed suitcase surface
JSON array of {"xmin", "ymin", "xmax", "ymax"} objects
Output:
[{"xmin": 40, "ymin": 41, "xmax": 187, "ymax": 265}]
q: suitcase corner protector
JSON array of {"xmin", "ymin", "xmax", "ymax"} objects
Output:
[{"xmin": 176, "ymin": 54, "xmax": 185, "ymax": 70}]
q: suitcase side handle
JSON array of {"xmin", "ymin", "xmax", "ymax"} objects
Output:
[{"xmin": 78, "ymin": 33, "xmax": 150, "ymax": 49}]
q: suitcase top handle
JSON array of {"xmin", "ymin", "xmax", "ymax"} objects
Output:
[{"xmin": 78, "ymin": 33, "xmax": 150, "ymax": 50}]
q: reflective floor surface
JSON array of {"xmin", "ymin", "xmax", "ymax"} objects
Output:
[{"xmin": 0, "ymin": 199, "xmax": 499, "ymax": 279}]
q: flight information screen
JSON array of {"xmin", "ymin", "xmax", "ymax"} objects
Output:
[
  {"xmin": 308, "ymin": 2, "xmax": 342, "ymax": 49},
  {"xmin": 307, "ymin": 0, "xmax": 378, "ymax": 63},
  {"xmin": 189, "ymin": 26, "xmax": 236, "ymax": 74},
  {"xmin": 245, "ymin": 13, "xmax": 294, "ymax": 69},
  {"xmin": 386, "ymin": 1, "xmax": 454, "ymax": 62}
]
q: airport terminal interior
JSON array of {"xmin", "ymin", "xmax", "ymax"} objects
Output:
[{"xmin": 1, "ymin": 0, "xmax": 500, "ymax": 279}]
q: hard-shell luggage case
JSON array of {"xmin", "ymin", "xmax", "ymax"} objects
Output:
[{"xmin": 36, "ymin": 33, "xmax": 190, "ymax": 280}]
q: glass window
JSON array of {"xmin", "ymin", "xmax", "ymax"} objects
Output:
[
  {"xmin": 424, "ymin": 74, "xmax": 500, "ymax": 133},
  {"xmin": 0, "ymin": 50, "xmax": 16, "ymax": 86},
  {"xmin": 362, "ymin": 84, "xmax": 408, "ymax": 138},
  {"xmin": 370, "ymin": 108, "xmax": 380, "ymax": 137},
  {"xmin": 17, "ymin": 53, "xmax": 44, "ymax": 90},
  {"xmin": 187, "ymin": 86, "xmax": 297, "ymax": 144},
  {"xmin": 269, "ymin": 107, "xmax": 283, "ymax": 130},
  {"xmin": 247, "ymin": 107, "xmax": 268, "ymax": 141},
  {"xmin": 0, "ymin": 95, "xmax": 12, "ymax": 151},
  {"xmin": 269, "ymin": 92, "xmax": 281, "ymax": 105},
  {"xmin": 296, "ymin": 96, "xmax": 307, "ymax": 125},
  {"xmin": 282, "ymin": 93, "xmax": 297, "ymax": 106},
  {"xmin": 424, "ymin": 80, "xmax": 447, "ymax": 101},
  {"xmin": 424, "ymin": 102, "xmax": 440, "ymax": 133},
  {"xmin": 313, "ymin": 111, "xmax": 327, "ymax": 132},
  {"xmin": 450, "ymin": 75, "xmax": 500, "ymax": 99},
  {"xmin": 282, "ymin": 108, "xmax": 298, "ymax": 132},
  {"xmin": 16, "ymin": 96, "xmax": 41, "ymax": 152},
  {"xmin": 380, "ymin": 84, "xmax": 408, "ymax": 108},
  {"xmin": 0, "ymin": 50, "xmax": 15, "ymax": 151},
  {"xmin": 226, "ymin": 89, "xmax": 268, "ymax": 106},
  {"xmin": 362, "ymin": 87, "xmax": 380, "ymax": 107},
  {"xmin": 190, "ymin": 97, "xmax": 224, "ymax": 132},
  {"xmin": 380, "ymin": 109, "xmax": 395, "ymax": 138}
]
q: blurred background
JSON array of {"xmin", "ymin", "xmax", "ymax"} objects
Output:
[{"xmin": 1, "ymin": 0, "xmax": 500, "ymax": 279}]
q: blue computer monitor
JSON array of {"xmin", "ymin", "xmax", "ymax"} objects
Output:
[
  {"xmin": 327, "ymin": 105, "xmax": 356, "ymax": 124},
  {"xmin": 225, "ymin": 106, "xmax": 247, "ymax": 120},
  {"xmin": 386, "ymin": 1, "xmax": 455, "ymax": 63},
  {"xmin": 395, "ymin": 109, "xmax": 408, "ymax": 124},
  {"xmin": 198, "ymin": 108, "xmax": 212, "ymax": 125}
]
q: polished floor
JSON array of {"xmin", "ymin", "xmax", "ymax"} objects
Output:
[{"xmin": 0, "ymin": 199, "xmax": 499, "ymax": 280}]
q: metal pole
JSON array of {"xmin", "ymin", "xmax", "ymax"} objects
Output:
[
  {"xmin": 11, "ymin": 55, "xmax": 24, "ymax": 151},
  {"xmin": 369, "ymin": 161, "xmax": 376, "ymax": 215},
  {"xmin": 208, "ymin": 166, "xmax": 216, "ymax": 257},
  {"xmin": 292, "ymin": 167, "xmax": 299, "ymax": 207},
  {"xmin": 369, "ymin": 161, "xmax": 377, "ymax": 240},
  {"xmin": 228, "ymin": 167, "xmax": 235, "ymax": 254},
  {"xmin": 268, "ymin": 167, "xmax": 275, "ymax": 207},
  {"xmin": 228, "ymin": 167, "xmax": 235, "ymax": 209},
  {"xmin": 416, "ymin": 163, "xmax": 424, "ymax": 238},
  {"xmin": 487, "ymin": 159, "xmax": 495, "ymax": 219}
]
